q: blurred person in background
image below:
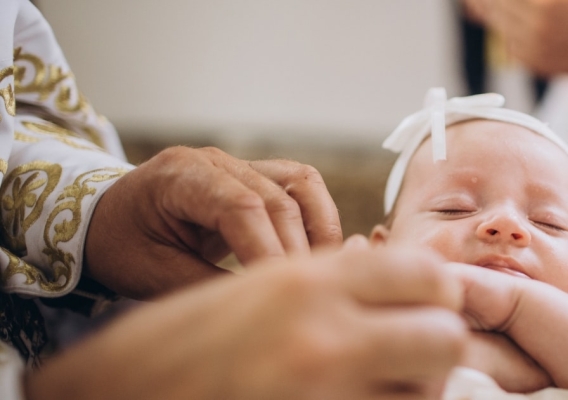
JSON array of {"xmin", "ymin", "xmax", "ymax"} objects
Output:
[{"xmin": 460, "ymin": 0, "xmax": 568, "ymax": 141}]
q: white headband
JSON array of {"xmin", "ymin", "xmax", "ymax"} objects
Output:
[{"xmin": 382, "ymin": 87, "xmax": 568, "ymax": 215}]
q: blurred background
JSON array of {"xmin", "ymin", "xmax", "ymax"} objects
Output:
[{"xmin": 35, "ymin": 0, "xmax": 560, "ymax": 238}]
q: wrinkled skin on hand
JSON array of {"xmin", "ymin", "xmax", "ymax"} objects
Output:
[{"xmin": 85, "ymin": 146, "xmax": 342, "ymax": 299}]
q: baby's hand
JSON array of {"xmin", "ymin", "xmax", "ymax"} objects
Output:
[
  {"xmin": 448, "ymin": 262, "xmax": 568, "ymax": 388},
  {"xmin": 461, "ymin": 331, "xmax": 552, "ymax": 392},
  {"xmin": 445, "ymin": 262, "xmax": 530, "ymax": 331}
]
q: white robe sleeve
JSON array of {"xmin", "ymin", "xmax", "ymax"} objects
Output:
[
  {"xmin": 0, "ymin": 1, "xmax": 136, "ymax": 398},
  {"xmin": 0, "ymin": 0, "xmax": 135, "ymax": 298}
]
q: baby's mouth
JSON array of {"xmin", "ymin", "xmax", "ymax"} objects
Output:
[
  {"xmin": 475, "ymin": 256, "xmax": 531, "ymax": 279},
  {"xmin": 482, "ymin": 265, "xmax": 530, "ymax": 279}
]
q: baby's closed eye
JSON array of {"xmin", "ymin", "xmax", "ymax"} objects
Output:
[
  {"xmin": 530, "ymin": 218, "xmax": 567, "ymax": 232},
  {"xmin": 435, "ymin": 209, "xmax": 475, "ymax": 216},
  {"xmin": 529, "ymin": 209, "xmax": 568, "ymax": 233}
]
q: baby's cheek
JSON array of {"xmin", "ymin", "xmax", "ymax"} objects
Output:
[
  {"xmin": 413, "ymin": 230, "xmax": 465, "ymax": 263},
  {"xmin": 389, "ymin": 218, "xmax": 468, "ymax": 263}
]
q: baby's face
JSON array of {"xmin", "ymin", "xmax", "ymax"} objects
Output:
[{"xmin": 380, "ymin": 120, "xmax": 568, "ymax": 291}]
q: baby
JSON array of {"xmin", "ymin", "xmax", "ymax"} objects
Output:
[{"xmin": 371, "ymin": 88, "xmax": 568, "ymax": 394}]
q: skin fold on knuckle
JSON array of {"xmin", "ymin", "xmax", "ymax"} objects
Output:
[
  {"xmin": 145, "ymin": 147, "xmax": 201, "ymax": 191},
  {"xmin": 148, "ymin": 150, "xmax": 219, "ymax": 220},
  {"xmin": 221, "ymin": 190, "xmax": 266, "ymax": 216},
  {"xmin": 307, "ymin": 221, "xmax": 343, "ymax": 245},
  {"xmin": 199, "ymin": 145, "xmax": 230, "ymax": 161},
  {"xmin": 264, "ymin": 189, "xmax": 303, "ymax": 221},
  {"xmin": 262, "ymin": 161, "xmax": 342, "ymax": 244},
  {"xmin": 285, "ymin": 163, "xmax": 327, "ymax": 192}
]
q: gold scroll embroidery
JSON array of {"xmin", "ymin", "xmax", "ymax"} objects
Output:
[
  {"xmin": 0, "ymin": 162, "xmax": 62, "ymax": 255},
  {"xmin": 1, "ymin": 167, "xmax": 127, "ymax": 293},
  {"xmin": 14, "ymin": 48, "xmax": 70, "ymax": 101},
  {"xmin": 13, "ymin": 48, "xmax": 105, "ymax": 149},
  {"xmin": 0, "ymin": 66, "xmax": 16, "ymax": 122},
  {"xmin": 0, "ymin": 160, "xmax": 7, "ymax": 175},
  {"xmin": 14, "ymin": 47, "xmax": 88, "ymax": 115},
  {"xmin": 55, "ymin": 85, "xmax": 87, "ymax": 113},
  {"xmin": 14, "ymin": 132, "xmax": 39, "ymax": 143},
  {"xmin": 18, "ymin": 121, "xmax": 101, "ymax": 151},
  {"xmin": 41, "ymin": 168, "xmax": 127, "ymax": 292},
  {"xmin": 1, "ymin": 247, "xmax": 63, "ymax": 292},
  {"xmin": 82, "ymin": 127, "xmax": 105, "ymax": 149},
  {"xmin": 24, "ymin": 120, "xmax": 79, "ymax": 139}
]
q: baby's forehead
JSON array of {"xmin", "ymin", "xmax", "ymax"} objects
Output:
[
  {"xmin": 444, "ymin": 119, "xmax": 536, "ymax": 141},
  {"xmin": 449, "ymin": 118, "xmax": 530, "ymax": 131},
  {"xmin": 406, "ymin": 119, "xmax": 568, "ymax": 181},
  {"xmin": 382, "ymin": 89, "xmax": 568, "ymax": 215},
  {"xmin": 415, "ymin": 119, "xmax": 546, "ymax": 157}
]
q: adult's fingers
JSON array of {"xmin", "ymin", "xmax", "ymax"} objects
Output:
[
  {"xmin": 159, "ymin": 147, "xmax": 340, "ymax": 261},
  {"xmin": 218, "ymin": 156, "xmax": 312, "ymax": 256},
  {"xmin": 337, "ymin": 246, "xmax": 463, "ymax": 310},
  {"xmin": 250, "ymin": 159, "xmax": 343, "ymax": 248},
  {"xmin": 154, "ymin": 147, "xmax": 288, "ymax": 264}
]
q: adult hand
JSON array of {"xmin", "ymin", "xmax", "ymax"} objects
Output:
[
  {"xmin": 463, "ymin": 0, "xmax": 568, "ymax": 75},
  {"xmin": 26, "ymin": 244, "xmax": 466, "ymax": 400},
  {"xmin": 85, "ymin": 146, "xmax": 342, "ymax": 299}
]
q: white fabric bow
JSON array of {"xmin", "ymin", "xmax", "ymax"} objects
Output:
[{"xmin": 382, "ymin": 88, "xmax": 568, "ymax": 215}]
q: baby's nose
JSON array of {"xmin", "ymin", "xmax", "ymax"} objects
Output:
[{"xmin": 476, "ymin": 214, "xmax": 531, "ymax": 246}]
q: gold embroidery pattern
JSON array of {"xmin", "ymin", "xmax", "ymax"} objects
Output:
[
  {"xmin": 83, "ymin": 127, "xmax": 105, "ymax": 149},
  {"xmin": 0, "ymin": 160, "xmax": 7, "ymax": 175},
  {"xmin": 14, "ymin": 132, "xmax": 39, "ymax": 143},
  {"xmin": 18, "ymin": 121, "xmax": 101, "ymax": 152},
  {"xmin": 23, "ymin": 121, "xmax": 80, "ymax": 139},
  {"xmin": 0, "ymin": 167, "xmax": 127, "ymax": 292},
  {"xmin": 14, "ymin": 48, "xmax": 76, "ymax": 105},
  {"xmin": 55, "ymin": 86, "xmax": 87, "ymax": 113},
  {"xmin": 13, "ymin": 48, "xmax": 105, "ymax": 149},
  {"xmin": 41, "ymin": 168, "xmax": 128, "ymax": 292},
  {"xmin": 1, "ymin": 247, "xmax": 62, "ymax": 292},
  {"xmin": 0, "ymin": 162, "xmax": 62, "ymax": 255},
  {"xmin": 0, "ymin": 66, "xmax": 16, "ymax": 122}
]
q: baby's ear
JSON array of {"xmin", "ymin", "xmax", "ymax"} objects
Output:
[{"xmin": 370, "ymin": 225, "xmax": 390, "ymax": 244}]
